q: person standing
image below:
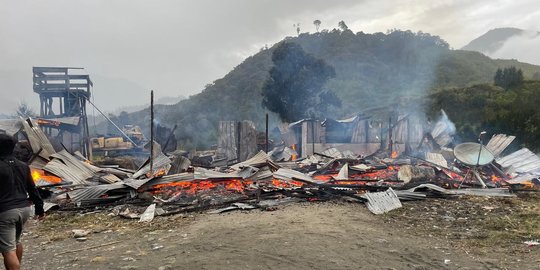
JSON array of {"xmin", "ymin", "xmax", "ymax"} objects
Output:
[{"xmin": 0, "ymin": 134, "xmax": 44, "ymax": 270}]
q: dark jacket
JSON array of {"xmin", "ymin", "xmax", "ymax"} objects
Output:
[{"xmin": 0, "ymin": 154, "xmax": 44, "ymax": 215}]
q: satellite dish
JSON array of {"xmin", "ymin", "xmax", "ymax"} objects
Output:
[{"xmin": 454, "ymin": 142, "xmax": 494, "ymax": 166}]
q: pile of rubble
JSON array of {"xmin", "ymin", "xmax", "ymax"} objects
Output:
[{"xmin": 2, "ymin": 118, "xmax": 539, "ymax": 220}]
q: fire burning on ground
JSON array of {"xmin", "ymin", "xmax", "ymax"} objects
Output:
[
  {"xmin": 313, "ymin": 166, "xmax": 400, "ymax": 182},
  {"xmin": 146, "ymin": 168, "xmax": 168, "ymax": 179},
  {"xmin": 147, "ymin": 179, "xmax": 251, "ymax": 196},
  {"xmin": 31, "ymin": 169, "xmax": 62, "ymax": 185},
  {"xmin": 271, "ymin": 179, "xmax": 304, "ymax": 188},
  {"xmin": 143, "ymin": 177, "xmax": 311, "ymax": 202}
]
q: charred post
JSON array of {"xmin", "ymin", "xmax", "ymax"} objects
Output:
[
  {"xmin": 150, "ymin": 90, "xmax": 154, "ymax": 174},
  {"xmin": 265, "ymin": 113, "xmax": 269, "ymax": 153}
]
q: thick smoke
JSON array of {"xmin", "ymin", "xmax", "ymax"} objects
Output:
[{"xmin": 431, "ymin": 110, "xmax": 457, "ymax": 146}]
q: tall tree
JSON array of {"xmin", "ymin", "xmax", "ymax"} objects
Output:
[
  {"xmin": 293, "ymin": 23, "xmax": 301, "ymax": 35},
  {"xmin": 313, "ymin": 20, "xmax": 321, "ymax": 32},
  {"xmin": 494, "ymin": 66, "xmax": 524, "ymax": 89},
  {"xmin": 15, "ymin": 102, "xmax": 36, "ymax": 118},
  {"xmin": 262, "ymin": 42, "xmax": 339, "ymax": 122},
  {"xmin": 494, "ymin": 68, "xmax": 503, "ymax": 86},
  {"xmin": 338, "ymin": 20, "xmax": 348, "ymax": 31}
]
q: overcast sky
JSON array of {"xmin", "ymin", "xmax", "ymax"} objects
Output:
[{"xmin": 1, "ymin": 0, "xmax": 539, "ymax": 115}]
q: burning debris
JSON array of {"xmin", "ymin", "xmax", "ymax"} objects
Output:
[{"xmin": 1, "ymin": 112, "xmax": 538, "ymax": 219}]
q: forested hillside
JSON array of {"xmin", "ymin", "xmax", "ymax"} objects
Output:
[
  {"xmin": 428, "ymin": 81, "xmax": 540, "ymax": 152},
  {"xmin": 118, "ymin": 29, "xmax": 540, "ymax": 149}
]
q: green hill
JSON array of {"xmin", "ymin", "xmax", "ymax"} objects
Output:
[
  {"xmin": 118, "ymin": 29, "xmax": 540, "ymax": 149},
  {"xmin": 428, "ymin": 81, "xmax": 540, "ymax": 151}
]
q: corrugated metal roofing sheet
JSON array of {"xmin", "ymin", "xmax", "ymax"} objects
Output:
[
  {"xmin": 99, "ymin": 173, "xmax": 122, "ymax": 184},
  {"xmin": 0, "ymin": 119, "xmax": 22, "ymax": 136},
  {"xmin": 68, "ymin": 183, "xmax": 127, "ymax": 203},
  {"xmin": 231, "ymin": 151, "xmax": 279, "ymax": 170},
  {"xmin": 123, "ymin": 177, "xmax": 155, "ymax": 189},
  {"xmin": 140, "ymin": 173, "xmax": 195, "ymax": 188},
  {"xmin": 452, "ymin": 188, "xmax": 515, "ymax": 197},
  {"xmin": 35, "ymin": 179, "xmax": 55, "ymax": 187},
  {"xmin": 430, "ymin": 110, "xmax": 455, "ymax": 147},
  {"xmin": 269, "ymin": 146, "xmax": 295, "ymax": 162},
  {"xmin": 288, "ymin": 119, "xmax": 311, "ymax": 127},
  {"xmin": 404, "ymin": 183, "xmax": 515, "ymax": 197},
  {"xmin": 52, "ymin": 150, "xmax": 100, "ymax": 174},
  {"xmin": 335, "ymin": 163, "xmax": 349, "ymax": 180},
  {"xmin": 38, "ymin": 116, "xmax": 80, "ymax": 126},
  {"xmin": 362, "ymin": 188, "xmax": 402, "ymax": 214},
  {"xmin": 321, "ymin": 148, "xmax": 343, "ymax": 158},
  {"xmin": 496, "ymin": 148, "xmax": 540, "ymax": 174},
  {"xmin": 337, "ymin": 115, "xmax": 359, "ymax": 123},
  {"xmin": 236, "ymin": 166, "xmax": 259, "ymax": 179},
  {"xmin": 251, "ymin": 166, "xmax": 273, "ymax": 181},
  {"xmin": 273, "ymin": 168, "xmax": 320, "ymax": 184},
  {"xmin": 29, "ymin": 157, "xmax": 48, "ymax": 170},
  {"xmin": 486, "ymin": 134, "xmax": 515, "ymax": 157},
  {"xmin": 44, "ymin": 150, "xmax": 100, "ymax": 185},
  {"xmin": 194, "ymin": 168, "xmax": 241, "ymax": 179},
  {"xmin": 506, "ymin": 174, "xmax": 538, "ymax": 184},
  {"xmin": 426, "ymin": 152, "xmax": 448, "ymax": 168},
  {"xmin": 168, "ymin": 155, "xmax": 191, "ymax": 174},
  {"xmin": 132, "ymin": 153, "xmax": 172, "ymax": 179},
  {"xmin": 43, "ymin": 202, "xmax": 58, "ymax": 212},
  {"xmin": 44, "ymin": 159, "xmax": 90, "ymax": 185},
  {"xmin": 22, "ymin": 118, "xmax": 55, "ymax": 160}
]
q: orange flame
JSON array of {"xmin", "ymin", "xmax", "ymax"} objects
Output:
[
  {"xmin": 37, "ymin": 119, "xmax": 61, "ymax": 127},
  {"xmin": 146, "ymin": 168, "xmax": 168, "ymax": 178},
  {"xmin": 521, "ymin": 181, "xmax": 536, "ymax": 189},
  {"xmin": 225, "ymin": 179, "xmax": 245, "ymax": 192},
  {"xmin": 391, "ymin": 151, "xmax": 398, "ymax": 159},
  {"xmin": 334, "ymin": 180, "xmax": 367, "ymax": 185},
  {"xmin": 271, "ymin": 179, "xmax": 304, "ymax": 188},
  {"xmin": 313, "ymin": 166, "xmax": 401, "ymax": 182},
  {"xmin": 291, "ymin": 144, "xmax": 297, "ymax": 161},
  {"xmin": 444, "ymin": 170, "xmax": 463, "ymax": 181},
  {"xmin": 150, "ymin": 179, "xmax": 252, "ymax": 195},
  {"xmin": 490, "ymin": 175, "xmax": 504, "ymax": 184},
  {"xmin": 152, "ymin": 180, "xmax": 217, "ymax": 194},
  {"xmin": 31, "ymin": 169, "xmax": 62, "ymax": 184},
  {"xmin": 313, "ymin": 174, "xmax": 336, "ymax": 181}
]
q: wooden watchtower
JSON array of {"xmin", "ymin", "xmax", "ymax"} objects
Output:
[{"xmin": 32, "ymin": 67, "xmax": 91, "ymax": 157}]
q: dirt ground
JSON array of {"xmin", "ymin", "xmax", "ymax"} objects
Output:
[{"xmin": 20, "ymin": 193, "xmax": 540, "ymax": 270}]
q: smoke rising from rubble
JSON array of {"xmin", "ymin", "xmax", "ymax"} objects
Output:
[{"xmin": 436, "ymin": 110, "xmax": 456, "ymax": 135}]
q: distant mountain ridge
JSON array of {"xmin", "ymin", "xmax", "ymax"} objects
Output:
[
  {"xmin": 111, "ymin": 95, "xmax": 186, "ymax": 114},
  {"xmin": 462, "ymin": 27, "xmax": 540, "ymax": 55}
]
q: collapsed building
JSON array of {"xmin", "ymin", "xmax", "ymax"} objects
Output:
[
  {"xmin": 1, "ymin": 108, "xmax": 539, "ymax": 219},
  {"xmin": 1, "ymin": 66, "xmax": 538, "ymax": 216},
  {"xmin": 249, "ymin": 109, "xmax": 453, "ymax": 163}
]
